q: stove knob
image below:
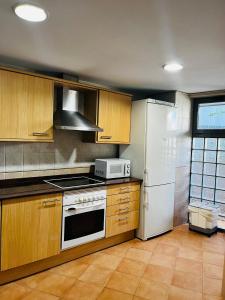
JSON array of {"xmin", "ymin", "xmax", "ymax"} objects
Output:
[{"xmin": 88, "ymin": 197, "xmax": 92, "ymax": 202}]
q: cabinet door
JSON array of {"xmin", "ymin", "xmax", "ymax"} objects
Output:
[
  {"xmin": 1, "ymin": 193, "xmax": 62, "ymax": 271},
  {"xmin": 97, "ymin": 90, "xmax": 114, "ymax": 142},
  {"xmin": 112, "ymin": 92, "xmax": 131, "ymax": 143},
  {"xmin": 97, "ymin": 90, "xmax": 131, "ymax": 144},
  {"xmin": 0, "ymin": 70, "xmax": 53, "ymax": 141},
  {"xmin": 27, "ymin": 76, "xmax": 53, "ymax": 141}
]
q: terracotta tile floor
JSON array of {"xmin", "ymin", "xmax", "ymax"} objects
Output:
[{"xmin": 0, "ymin": 224, "xmax": 225, "ymax": 300}]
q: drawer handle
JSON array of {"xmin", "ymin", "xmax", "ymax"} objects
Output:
[
  {"xmin": 118, "ymin": 216, "xmax": 128, "ymax": 221},
  {"xmin": 100, "ymin": 136, "xmax": 112, "ymax": 139},
  {"xmin": 120, "ymin": 187, "xmax": 130, "ymax": 193},
  {"xmin": 43, "ymin": 199, "xmax": 60, "ymax": 207},
  {"xmin": 118, "ymin": 207, "xmax": 129, "ymax": 214},
  {"xmin": 33, "ymin": 132, "xmax": 48, "ymax": 136},
  {"xmin": 119, "ymin": 197, "xmax": 130, "ymax": 204}
]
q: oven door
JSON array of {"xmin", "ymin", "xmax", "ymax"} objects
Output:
[{"xmin": 62, "ymin": 202, "xmax": 106, "ymax": 250}]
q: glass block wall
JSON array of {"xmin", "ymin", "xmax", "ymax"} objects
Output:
[{"xmin": 190, "ymin": 138, "xmax": 225, "ymax": 219}]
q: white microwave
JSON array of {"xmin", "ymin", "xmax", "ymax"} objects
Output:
[{"xmin": 95, "ymin": 159, "xmax": 131, "ymax": 179}]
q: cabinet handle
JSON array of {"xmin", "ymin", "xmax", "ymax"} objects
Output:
[
  {"xmin": 43, "ymin": 199, "xmax": 61, "ymax": 207},
  {"xmin": 100, "ymin": 136, "xmax": 112, "ymax": 139},
  {"xmin": 33, "ymin": 132, "xmax": 48, "ymax": 136}
]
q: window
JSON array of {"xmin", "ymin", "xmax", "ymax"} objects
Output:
[
  {"xmin": 193, "ymin": 97, "xmax": 225, "ymax": 137},
  {"xmin": 190, "ymin": 137, "xmax": 225, "ymax": 217},
  {"xmin": 190, "ymin": 139, "xmax": 225, "ymax": 231},
  {"xmin": 191, "ymin": 97, "xmax": 225, "ymax": 227}
]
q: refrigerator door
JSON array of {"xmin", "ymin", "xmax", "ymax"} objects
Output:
[
  {"xmin": 145, "ymin": 102, "xmax": 176, "ymax": 186},
  {"xmin": 137, "ymin": 184, "xmax": 175, "ymax": 240}
]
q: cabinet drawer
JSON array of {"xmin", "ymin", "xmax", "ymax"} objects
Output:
[
  {"xmin": 107, "ymin": 200, "xmax": 139, "ymax": 217},
  {"xmin": 106, "ymin": 210, "xmax": 139, "ymax": 238},
  {"xmin": 107, "ymin": 183, "xmax": 140, "ymax": 196},
  {"xmin": 107, "ymin": 190, "xmax": 140, "ymax": 207}
]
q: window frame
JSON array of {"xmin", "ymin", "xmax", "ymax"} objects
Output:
[{"xmin": 193, "ymin": 96, "xmax": 225, "ymax": 137}]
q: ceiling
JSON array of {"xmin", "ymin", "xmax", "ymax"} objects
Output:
[{"xmin": 0, "ymin": 0, "xmax": 225, "ymax": 93}]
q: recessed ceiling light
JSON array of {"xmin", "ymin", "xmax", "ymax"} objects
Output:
[
  {"xmin": 13, "ymin": 3, "xmax": 48, "ymax": 22},
  {"xmin": 163, "ymin": 63, "xmax": 183, "ymax": 72}
]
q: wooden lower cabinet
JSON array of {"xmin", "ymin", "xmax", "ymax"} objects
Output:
[
  {"xmin": 106, "ymin": 183, "xmax": 140, "ymax": 238},
  {"xmin": 0, "ymin": 231, "xmax": 134, "ymax": 285},
  {"xmin": 1, "ymin": 193, "xmax": 62, "ymax": 271},
  {"xmin": 0, "ymin": 181, "xmax": 141, "ymax": 283}
]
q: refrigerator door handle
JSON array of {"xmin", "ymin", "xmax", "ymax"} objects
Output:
[
  {"xmin": 144, "ymin": 190, "xmax": 149, "ymax": 210},
  {"xmin": 144, "ymin": 168, "xmax": 150, "ymax": 185}
]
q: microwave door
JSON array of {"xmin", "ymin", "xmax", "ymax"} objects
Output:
[{"xmin": 108, "ymin": 163, "xmax": 123, "ymax": 178}]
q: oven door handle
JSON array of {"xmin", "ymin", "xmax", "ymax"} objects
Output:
[
  {"xmin": 76, "ymin": 203, "xmax": 105, "ymax": 210},
  {"xmin": 64, "ymin": 203, "xmax": 104, "ymax": 213},
  {"xmin": 65, "ymin": 207, "xmax": 77, "ymax": 212}
]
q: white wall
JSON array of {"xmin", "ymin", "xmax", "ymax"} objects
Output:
[{"xmin": 174, "ymin": 91, "xmax": 192, "ymax": 226}]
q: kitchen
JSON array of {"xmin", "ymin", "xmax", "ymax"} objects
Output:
[{"xmin": 0, "ymin": 1, "xmax": 225, "ymax": 299}]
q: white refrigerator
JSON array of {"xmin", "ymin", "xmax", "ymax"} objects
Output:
[{"xmin": 120, "ymin": 99, "xmax": 177, "ymax": 240}]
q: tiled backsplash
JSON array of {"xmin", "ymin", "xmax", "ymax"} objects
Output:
[{"xmin": 0, "ymin": 130, "xmax": 117, "ymax": 179}]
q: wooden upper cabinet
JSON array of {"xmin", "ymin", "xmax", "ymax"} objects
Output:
[
  {"xmin": 0, "ymin": 69, "xmax": 53, "ymax": 141},
  {"xmin": 97, "ymin": 90, "xmax": 131, "ymax": 144},
  {"xmin": 1, "ymin": 193, "xmax": 62, "ymax": 271}
]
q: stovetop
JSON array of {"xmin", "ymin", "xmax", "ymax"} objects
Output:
[{"xmin": 44, "ymin": 176, "xmax": 105, "ymax": 189}]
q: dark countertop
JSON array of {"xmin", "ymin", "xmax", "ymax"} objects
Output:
[{"xmin": 0, "ymin": 174, "xmax": 142, "ymax": 200}]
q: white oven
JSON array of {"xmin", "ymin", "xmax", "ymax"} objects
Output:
[
  {"xmin": 95, "ymin": 158, "xmax": 130, "ymax": 179},
  {"xmin": 62, "ymin": 187, "xmax": 106, "ymax": 250}
]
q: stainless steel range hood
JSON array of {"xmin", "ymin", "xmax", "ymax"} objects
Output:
[{"xmin": 54, "ymin": 88, "xmax": 103, "ymax": 132}]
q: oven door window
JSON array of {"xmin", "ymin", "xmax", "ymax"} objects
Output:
[{"xmin": 64, "ymin": 209, "xmax": 104, "ymax": 241}]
